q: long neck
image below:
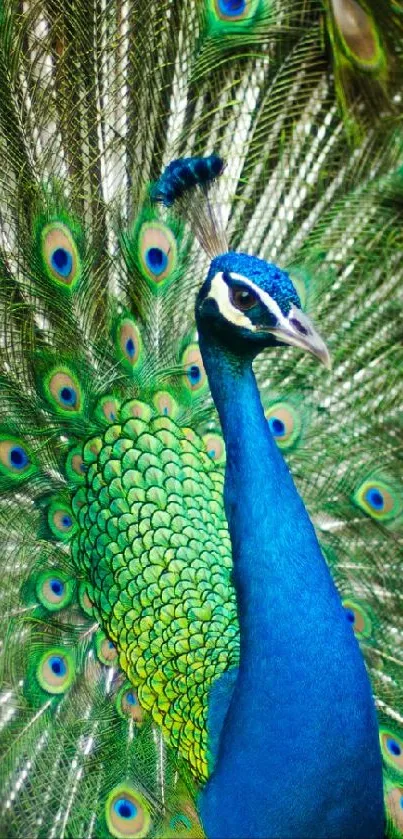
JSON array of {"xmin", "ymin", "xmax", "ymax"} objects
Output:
[
  {"xmin": 198, "ymin": 330, "xmax": 383, "ymax": 839},
  {"xmin": 199, "ymin": 334, "xmax": 332, "ymax": 662}
]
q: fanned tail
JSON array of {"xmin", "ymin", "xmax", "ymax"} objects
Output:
[{"xmin": 0, "ymin": 1, "xmax": 402, "ymax": 837}]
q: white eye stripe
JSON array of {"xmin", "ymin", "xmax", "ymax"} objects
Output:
[
  {"xmin": 228, "ymin": 272, "xmax": 288, "ymax": 328},
  {"xmin": 207, "ymin": 272, "xmax": 256, "ymax": 330},
  {"xmin": 204, "ymin": 268, "xmax": 330, "ymax": 364},
  {"xmin": 207, "ymin": 270, "xmax": 291, "ymax": 332}
]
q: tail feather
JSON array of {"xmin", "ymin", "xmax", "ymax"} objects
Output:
[{"xmin": 0, "ymin": 1, "xmax": 402, "ymax": 836}]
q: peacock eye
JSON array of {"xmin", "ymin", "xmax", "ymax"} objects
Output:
[{"xmin": 230, "ymin": 287, "xmax": 257, "ymax": 311}]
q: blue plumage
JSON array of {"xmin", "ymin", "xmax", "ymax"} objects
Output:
[
  {"xmin": 151, "ymin": 155, "xmax": 224, "ymax": 206},
  {"xmin": 51, "ymin": 247, "xmax": 73, "ymax": 277},
  {"xmin": 197, "ymin": 251, "xmax": 384, "ymax": 838},
  {"xmin": 218, "ymin": 0, "xmax": 246, "ymax": 16},
  {"xmin": 9, "ymin": 446, "xmax": 29, "ymax": 469},
  {"xmin": 209, "ymin": 251, "xmax": 301, "ymax": 313},
  {"xmin": 0, "ymin": 2, "xmax": 402, "ymax": 834}
]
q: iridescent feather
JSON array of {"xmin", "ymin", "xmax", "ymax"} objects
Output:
[{"xmin": 0, "ymin": 1, "xmax": 402, "ymax": 838}]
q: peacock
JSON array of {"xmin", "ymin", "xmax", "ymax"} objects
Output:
[{"xmin": 0, "ymin": 1, "xmax": 402, "ymax": 837}]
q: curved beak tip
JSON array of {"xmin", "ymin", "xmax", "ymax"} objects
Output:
[
  {"xmin": 318, "ymin": 346, "xmax": 332, "ymax": 371},
  {"xmin": 265, "ymin": 307, "xmax": 332, "ymax": 370}
]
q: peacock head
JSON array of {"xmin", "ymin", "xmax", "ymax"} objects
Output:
[
  {"xmin": 196, "ymin": 251, "xmax": 331, "ymax": 367},
  {"xmin": 151, "ymin": 155, "xmax": 329, "ymax": 365}
]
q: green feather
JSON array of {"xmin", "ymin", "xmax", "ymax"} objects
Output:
[
  {"xmin": 36, "ymin": 216, "xmax": 83, "ymax": 292},
  {"xmin": 0, "ymin": 0, "xmax": 402, "ymax": 836},
  {"xmin": 323, "ymin": 0, "xmax": 403, "ymax": 135}
]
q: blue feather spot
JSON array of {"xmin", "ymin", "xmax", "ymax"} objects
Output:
[
  {"xmin": 345, "ymin": 608, "xmax": 355, "ymax": 624},
  {"xmin": 49, "ymin": 656, "xmax": 67, "ymax": 677},
  {"xmin": 9, "ymin": 446, "xmax": 29, "ymax": 469},
  {"xmin": 62, "ymin": 515, "xmax": 72, "ymax": 529},
  {"xmin": 125, "ymin": 337, "xmax": 135, "ymax": 358},
  {"xmin": 59, "ymin": 386, "xmax": 77, "ymax": 407},
  {"xmin": 218, "ymin": 0, "xmax": 246, "ymax": 14},
  {"xmin": 187, "ymin": 364, "xmax": 201, "ymax": 385},
  {"xmin": 51, "ymin": 247, "xmax": 73, "ymax": 278},
  {"xmin": 387, "ymin": 738, "xmax": 402, "ymax": 757},
  {"xmin": 50, "ymin": 578, "xmax": 64, "ymax": 596},
  {"xmin": 400, "ymin": 795, "xmax": 403, "ymax": 810},
  {"xmin": 114, "ymin": 798, "xmax": 137, "ymax": 820},
  {"xmin": 365, "ymin": 487, "xmax": 384, "ymax": 510},
  {"xmin": 145, "ymin": 247, "xmax": 168, "ymax": 276},
  {"xmin": 126, "ymin": 691, "xmax": 137, "ymax": 706},
  {"xmin": 268, "ymin": 417, "xmax": 286, "ymax": 438}
]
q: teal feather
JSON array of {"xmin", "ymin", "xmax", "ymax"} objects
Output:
[{"xmin": 0, "ymin": 1, "xmax": 401, "ymax": 837}]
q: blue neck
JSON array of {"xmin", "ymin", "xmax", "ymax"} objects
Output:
[{"xmin": 198, "ymin": 333, "xmax": 384, "ymax": 839}]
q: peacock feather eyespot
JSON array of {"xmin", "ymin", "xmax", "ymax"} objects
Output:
[
  {"xmin": 0, "ymin": 437, "xmax": 36, "ymax": 481},
  {"xmin": 153, "ymin": 391, "xmax": 179, "ymax": 419},
  {"xmin": 269, "ymin": 417, "xmax": 285, "ymax": 436},
  {"xmin": 41, "ymin": 222, "xmax": 81, "ymax": 288},
  {"xmin": 66, "ymin": 446, "xmax": 87, "ymax": 484},
  {"xmin": 146, "ymin": 246, "xmax": 167, "ymax": 274},
  {"xmin": 48, "ymin": 500, "xmax": 76, "ymax": 541},
  {"xmin": 380, "ymin": 729, "xmax": 403, "ymax": 773},
  {"xmin": 95, "ymin": 396, "xmax": 121, "ymax": 426},
  {"xmin": 265, "ymin": 403, "xmax": 301, "ymax": 450},
  {"xmin": 215, "ymin": 0, "xmax": 246, "ymax": 18},
  {"xmin": 106, "ymin": 785, "xmax": 151, "ymax": 838},
  {"xmin": 35, "ymin": 570, "xmax": 74, "ymax": 612},
  {"xmin": 138, "ymin": 222, "xmax": 177, "ymax": 287},
  {"xmin": 203, "ymin": 432, "xmax": 225, "ymax": 464},
  {"xmin": 45, "ymin": 368, "xmax": 83, "ymax": 415},
  {"xmin": 9, "ymin": 445, "xmax": 28, "ymax": 467},
  {"xmin": 353, "ymin": 478, "xmax": 400, "ymax": 522},
  {"xmin": 182, "ymin": 344, "xmax": 207, "ymax": 393},
  {"xmin": 329, "ymin": 0, "xmax": 383, "ymax": 69},
  {"xmin": 116, "ymin": 318, "xmax": 142, "ymax": 370},
  {"xmin": 52, "ymin": 247, "xmax": 72, "ymax": 276},
  {"xmin": 342, "ymin": 599, "xmax": 372, "ymax": 639},
  {"xmin": 36, "ymin": 648, "xmax": 75, "ymax": 695},
  {"xmin": 95, "ymin": 631, "xmax": 119, "ymax": 666},
  {"xmin": 61, "ymin": 387, "xmax": 76, "ymax": 407},
  {"xmin": 209, "ymin": 0, "xmax": 262, "ymax": 25},
  {"xmin": 116, "ymin": 683, "xmax": 144, "ymax": 724},
  {"xmin": 385, "ymin": 784, "xmax": 403, "ymax": 833}
]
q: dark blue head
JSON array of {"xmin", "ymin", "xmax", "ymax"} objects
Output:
[{"xmin": 196, "ymin": 252, "xmax": 330, "ymax": 366}]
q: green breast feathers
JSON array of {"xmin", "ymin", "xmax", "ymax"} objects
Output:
[{"xmin": 70, "ymin": 402, "xmax": 238, "ymax": 779}]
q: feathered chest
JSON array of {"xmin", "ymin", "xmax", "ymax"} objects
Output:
[{"xmin": 70, "ymin": 405, "xmax": 238, "ymax": 779}]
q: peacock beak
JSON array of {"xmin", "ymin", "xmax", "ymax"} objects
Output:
[{"xmin": 268, "ymin": 306, "xmax": 332, "ymax": 370}]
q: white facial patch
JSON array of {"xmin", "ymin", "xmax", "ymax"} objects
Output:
[
  {"xmin": 207, "ymin": 273, "xmax": 257, "ymax": 330},
  {"xmin": 206, "ymin": 270, "xmax": 330, "ymax": 365},
  {"xmin": 230, "ymin": 271, "xmax": 289, "ymax": 329},
  {"xmin": 207, "ymin": 271, "xmax": 289, "ymax": 332}
]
